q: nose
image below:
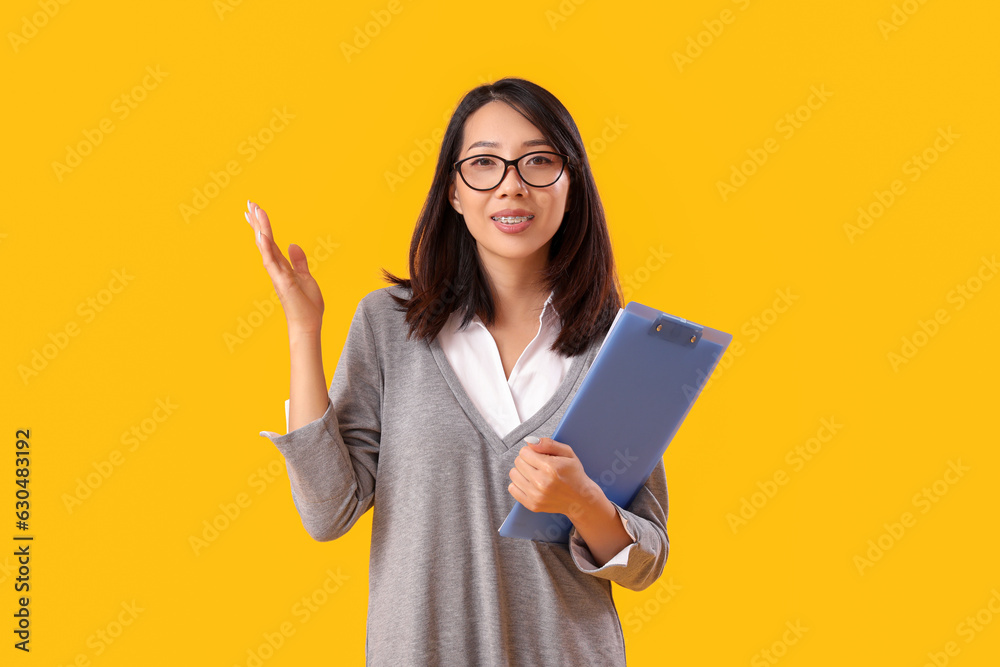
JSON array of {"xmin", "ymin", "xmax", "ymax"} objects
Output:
[{"xmin": 496, "ymin": 162, "xmax": 528, "ymax": 195}]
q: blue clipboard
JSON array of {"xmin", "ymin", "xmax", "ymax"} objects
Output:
[{"xmin": 498, "ymin": 300, "xmax": 733, "ymax": 544}]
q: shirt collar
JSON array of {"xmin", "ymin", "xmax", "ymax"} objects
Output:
[
  {"xmin": 540, "ymin": 289, "xmax": 557, "ymax": 319},
  {"xmin": 451, "ymin": 289, "xmax": 558, "ymax": 333}
]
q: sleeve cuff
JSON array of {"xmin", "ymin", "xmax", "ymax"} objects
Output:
[
  {"xmin": 258, "ymin": 398, "xmax": 336, "ymax": 455},
  {"xmin": 568, "ymin": 503, "xmax": 637, "ymax": 573}
]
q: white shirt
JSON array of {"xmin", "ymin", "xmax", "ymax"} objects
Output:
[
  {"xmin": 436, "ymin": 290, "xmax": 575, "ymax": 439},
  {"xmin": 284, "ymin": 290, "xmax": 635, "ymax": 571}
]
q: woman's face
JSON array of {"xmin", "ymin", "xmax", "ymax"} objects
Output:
[{"xmin": 448, "ymin": 101, "xmax": 570, "ymax": 269}]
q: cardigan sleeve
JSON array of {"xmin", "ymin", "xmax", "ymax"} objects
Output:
[
  {"xmin": 258, "ymin": 298, "xmax": 382, "ymax": 542},
  {"xmin": 567, "ymin": 457, "xmax": 669, "ymax": 592}
]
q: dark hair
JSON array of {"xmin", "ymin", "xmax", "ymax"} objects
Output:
[{"xmin": 380, "ymin": 77, "xmax": 623, "ymax": 357}]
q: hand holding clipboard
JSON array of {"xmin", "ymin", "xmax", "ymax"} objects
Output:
[{"xmin": 499, "ymin": 301, "xmax": 733, "ymax": 544}]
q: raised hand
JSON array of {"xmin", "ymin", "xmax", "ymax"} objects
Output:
[{"xmin": 246, "ymin": 200, "xmax": 325, "ymax": 335}]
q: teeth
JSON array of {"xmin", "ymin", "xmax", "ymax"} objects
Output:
[{"xmin": 492, "ymin": 215, "xmax": 533, "ymax": 223}]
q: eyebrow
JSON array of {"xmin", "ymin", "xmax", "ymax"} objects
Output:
[{"xmin": 465, "ymin": 138, "xmax": 552, "ymax": 154}]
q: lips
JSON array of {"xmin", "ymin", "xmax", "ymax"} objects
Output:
[{"xmin": 490, "ymin": 208, "xmax": 534, "ymax": 220}]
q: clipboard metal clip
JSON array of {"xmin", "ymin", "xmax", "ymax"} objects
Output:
[{"xmin": 651, "ymin": 314, "xmax": 703, "ymax": 348}]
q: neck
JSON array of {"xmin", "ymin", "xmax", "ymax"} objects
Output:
[{"xmin": 477, "ymin": 246, "xmax": 551, "ymax": 329}]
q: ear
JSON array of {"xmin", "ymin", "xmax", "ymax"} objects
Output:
[{"xmin": 448, "ymin": 179, "xmax": 463, "ymax": 216}]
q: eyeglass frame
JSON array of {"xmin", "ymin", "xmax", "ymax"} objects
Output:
[{"xmin": 452, "ymin": 150, "xmax": 571, "ymax": 191}]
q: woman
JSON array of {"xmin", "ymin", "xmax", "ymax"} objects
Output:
[{"xmin": 250, "ymin": 77, "xmax": 669, "ymax": 666}]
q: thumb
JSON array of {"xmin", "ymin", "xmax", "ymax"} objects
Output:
[
  {"xmin": 288, "ymin": 243, "xmax": 310, "ymax": 274},
  {"xmin": 525, "ymin": 436, "xmax": 562, "ymax": 454}
]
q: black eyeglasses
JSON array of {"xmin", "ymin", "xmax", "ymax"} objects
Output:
[{"xmin": 452, "ymin": 151, "xmax": 570, "ymax": 191}]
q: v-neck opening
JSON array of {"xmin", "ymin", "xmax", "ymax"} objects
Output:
[
  {"xmin": 472, "ymin": 291, "xmax": 555, "ymax": 386},
  {"xmin": 479, "ymin": 319, "xmax": 542, "ymax": 386},
  {"xmin": 428, "ymin": 335, "xmax": 594, "ymax": 456}
]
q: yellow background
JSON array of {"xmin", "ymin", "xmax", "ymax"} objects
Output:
[{"xmin": 3, "ymin": 0, "xmax": 998, "ymax": 664}]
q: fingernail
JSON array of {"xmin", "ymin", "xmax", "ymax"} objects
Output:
[
  {"xmin": 256, "ymin": 228, "xmax": 260, "ymax": 244},
  {"xmin": 247, "ymin": 199, "xmax": 251, "ymax": 212},
  {"xmin": 524, "ymin": 436, "xmax": 540, "ymax": 444},
  {"xmin": 245, "ymin": 211, "xmax": 251, "ymax": 224}
]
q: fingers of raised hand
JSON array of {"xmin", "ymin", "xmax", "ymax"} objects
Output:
[
  {"xmin": 287, "ymin": 243, "xmax": 311, "ymax": 275},
  {"xmin": 247, "ymin": 200, "xmax": 278, "ymax": 252},
  {"xmin": 248, "ymin": 203, "xmax": 302, "ymax": 295},
  {"xmin": 248, "ymin": 200, "xmax": 276, "ymax": 238},
  {"xmin": 245, "ymin": 200, "xmax": 259, "ymax": 231},
  {"xmin": 246, "ymin": 200, "xmax": 261, "ymax": 241},
  {"xmin": 247, "ymin": 200, "xmax": 284, "ymax": 267}
]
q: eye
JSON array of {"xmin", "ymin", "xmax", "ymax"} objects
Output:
[{"xmin": 526, "ymin": 154, "xmax": 554, "ymax": 165}]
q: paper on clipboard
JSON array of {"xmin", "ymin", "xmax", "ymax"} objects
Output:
[{"xmin": 498, "ymin": 300, "xmax": 733, "ymax": 544}]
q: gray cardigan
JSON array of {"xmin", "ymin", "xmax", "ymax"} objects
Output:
[{"xmin": 259, "ymin": 285, "xmax": 669, "ymax": 666}]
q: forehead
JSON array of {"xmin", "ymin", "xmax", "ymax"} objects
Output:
[{"xmin": 462, "ymin": 101, "xmax": 550, "ymax": 153}]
